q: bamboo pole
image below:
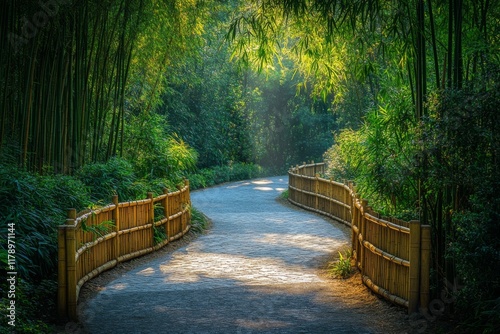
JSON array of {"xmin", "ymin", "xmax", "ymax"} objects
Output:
[
  {"xmin": 163, "ymin": 188, "xmax": 170, "ymax": 239},
  {"xmin": 420, "ymin": 224, "xmax": 431, "ymax": 313},
  {"xmin": 66, "ymin": 209, "xmax": 78, "ymax": 321},
  {"xmin": 112, "ymin": 195, "xmax": 120, "ymax": 259},
  {"xmin": 314, "ymin": 173, "xmax": 319, "ymax": 210},
  {"xmin": 57, "ymin": 224, "xmax": 67, "ymax": 319},
  {"xmin": 185, "ymin": 180, "xmax": 191, "ymax": 224},
  {"xmin": 351, "ymin": 197, "xmax": 358, "ymax": 259},
  {"xmin": 148, "ymin": 192, "xmax": 154, "ymax": 247},
  {"xmin": 359, "ymin": 199, "xmax": 368, "ymax": 274},
  {"xmin": 409, "ymin": 220, "xmax": 422, "ymax": 314}
]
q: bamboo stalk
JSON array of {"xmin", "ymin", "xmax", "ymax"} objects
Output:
[
  {"xmin": 57, "ymin": 225, "xmax": 68, "ymax": 319},
  {"xmin": 148, "ymin": 192, "xmax": 154, "ymax": 247},
  {"xmin": 409, "ymin": 220, "xmax": 421, "ymax": 314},
  {"xmin": 419, "ymin": 225, "xmax": 431, "ymax": 313},
  {"xmin": 111, "ymin": 194, "xmax": 120, "ymax": 259},
  {"xmin": 66, "ymin": 209, "xmax": 78, "ymax": 321},
  {"xmin": 359, "ymin": 199, "xmax": 368, "ymax": 274}
]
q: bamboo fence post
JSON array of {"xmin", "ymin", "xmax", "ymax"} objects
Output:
[
  {"xmin": 420, "ymin": 224, "xmax": 431, "ymax": 313},
  {"xmin": 185, "ymin": 179, "xmax": 191, "ymax": 225},
  {"xmin": 65, "ymin": 208, "xmax": 78, "ymax": 321},
  {"xmin": 147, "ymin": 192, "xmax": 154, "ymax": 247},
  {"xmin": 112, "ymin": 195, "xmax": 120, "ymax": 259},
  {"xmin": 296, "ymin": 165, "xmax": 300, "ymax": 203},
  {"xmin": 296, "ymin": 167, "xmax": 301, "ymax": 203},
  {"xmin": 314, "ymin": 173, "xmax": 319, "ymax": 210},
  {"xmin": 409, "ymin": 220, "xmax": 422, "ymax": 314},
  {"xmin": 359, "ymin": 199, "xmax": 368, "ymax": 274},
  {"xmin": 350, "ymin": 192, "xmax": 358, "ymax": 260},
  {"xmin": 57, "ymin": 224, "xmax": 67, "ymax": 319},
  {"xmin": 163, "ymin": 188, "xmax": 169, "ymax": 239},
  {"xmin": 343, "ymin": 181, "xmax": 348, "ymax": 223},
  {"xmin": 184, "ymin": 179, "xmax": 191, "ymax": 228},
  {"xmin": 350, "ymin": 203, "xmax": 356, "ymax": 258},
  {"xmin": 328, "ymin": 178, "xmax": 333, "ymax": 217}
]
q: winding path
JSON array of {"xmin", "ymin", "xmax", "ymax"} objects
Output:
[{"xmin": 79, "ymin": 176, "xmax": 406, "ymax": 333}]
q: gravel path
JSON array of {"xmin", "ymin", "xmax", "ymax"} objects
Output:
[{"xmin": 79, "ymin": 176, "xmax": 409, "ymax": 333}]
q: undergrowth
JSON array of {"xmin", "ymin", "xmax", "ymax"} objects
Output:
[
  {"xmin": 190, "ymin": 207, "xmax": 210, "ymax": 234},
  {"xmin": 329, "ymin": 249, "xmax": 353, "ymax": 279}
]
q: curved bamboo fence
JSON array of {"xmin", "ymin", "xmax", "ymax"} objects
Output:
[
  {"xmin": 58, "ymin": 181, "xmax": 191, "ymax": 321},
  {"xmin": 288, "ymin": 163, "xmax": 431, "ymax": 314}
]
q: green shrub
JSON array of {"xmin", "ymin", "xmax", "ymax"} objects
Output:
[
  {"xmin": 142, "ymin": 177, "xmax": 183, "ymax": 196},
  {"xmin": 323, "ymin": 94, "xmax": 418, "ymax": 217},
  {"xmin": 187, "ymin": 173, "xmax": 208, "ymax": 190},
  {"xmin": 153, "ymin": 225, "xmax": 168, "ymax": 245},
  {"xmin": 122, "ymin": 112, "xmax": 198, "ymax": 180},
  {"xmin": 0, "ymin": 279, "xmax": 55, "ymax": 333},
  {"xmin": 0, "ymin": 164, "xmax": 90, "ymax": 279},
  {"xmin": 0, "ymin": 163, "xmax": 91, "ymax": 332},
  {"xmin": 229, "ymin": 163, "xmax": 263, "ymax": 180},
  {"xmin": 449, "ymin": 193, "xmax": 500, "ymax": 332},
  {"xmin": 280, "ymin": 189, "xmax": 289, "ymax": 200},
  {"xmin": 188, "ymin": 163, "xmax": 266, "ymax": 190},
  {"xmin": 76, "ymin": 157, "xmax": 147, "ymax": 202},
  {"xmin": 329, "ymin": 249, "xmax": 353, "ymax": 279},
  {"xmin": 190, "ymin": 207, "xmax": 210, "ymax": 234}
]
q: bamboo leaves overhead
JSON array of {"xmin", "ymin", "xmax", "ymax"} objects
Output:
[{"xmin": 227, "ymin": 0, "xmax": 499, "ymax": 110}]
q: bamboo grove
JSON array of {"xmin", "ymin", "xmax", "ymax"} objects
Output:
[{"xmin": 0, "ymin": 0, "xmax": 203, "ymax": 174}]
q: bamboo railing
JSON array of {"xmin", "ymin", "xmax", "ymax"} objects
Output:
[
  {"xmin": 288, "ymin": 163, "xmax": 431, "ymax": 314},
  {"xmin": 58, "ymin": 181, "xmax": 191, "ymax": 321}
]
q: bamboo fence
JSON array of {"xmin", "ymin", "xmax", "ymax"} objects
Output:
[
  {"xmin": 58, "ymin": 181, "xmax": 191, "ymax": 321},
  {"xmin": 288, "ymin": 163, "xmax": 431, "ymax": 314}
]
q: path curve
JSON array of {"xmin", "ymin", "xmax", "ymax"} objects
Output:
[{"xmin": 79, "ymin": 176, "xmax": 405, "ymax": 333}]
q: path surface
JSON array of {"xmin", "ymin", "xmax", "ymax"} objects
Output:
[{"xmin": 79, "ymin": 176, "xmax": 406, "ymax": 333}]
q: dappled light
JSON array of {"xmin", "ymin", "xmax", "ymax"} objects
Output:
[
  {"xmin": 109, "ymin": 283, "xmax": 129, "ymax": 291},
  {"xmin": 251, "ymin": 179, "xmax": 273, "ymax": 185},
  {"xmin": 226, "ymin": 182, "xmax": 252, "ymax": 189},
  {"xmin": 258, "ymin": 233, "xmax": 345, "ymax": 253},
  {"xmin": 158, "ymin": 251, "xmax": 323, "ymax": 286},
  {"xmin": 253, "ymin": 186, "xmax": 274, "ymax": 191},
  {"xmin": 137, "ymin": 267, "xmax": 156, "ymax": 276},
  {"xmin": 252, "ymin": 179, "xmax": 287, "ymax": 192}
]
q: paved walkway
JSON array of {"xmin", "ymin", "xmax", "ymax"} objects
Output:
[{"xmin": 79, "ymin": 176, "xmax": 401, "ymax": 333}]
